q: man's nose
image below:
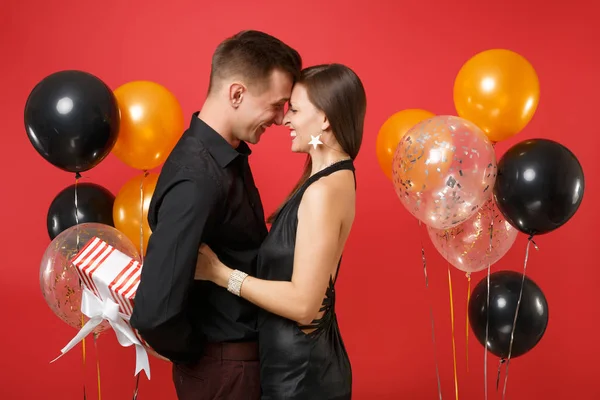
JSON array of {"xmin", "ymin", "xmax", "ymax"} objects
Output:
[{"xmin": 274, "ymin": 109, "xmax": 285, "ymax": 125}]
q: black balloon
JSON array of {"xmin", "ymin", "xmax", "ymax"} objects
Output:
[
  {"xmin": 469, "ymin": 270, "xmax": 548, "ymax": 359},
  {"xmin": 47, "ymin": 182, "xmax": 115, "ymax": 240},
  {"xmin": 24, "ymin": 70, "xmax": 120, "ymax": 173},
  {"xmin": 493, "ymin": 139, "xmax": 584, "ymax": 236}
]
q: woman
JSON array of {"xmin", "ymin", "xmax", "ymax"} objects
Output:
[{"xmin": 195, "ymin": 63, "xmax": 366, "ymax": 399}]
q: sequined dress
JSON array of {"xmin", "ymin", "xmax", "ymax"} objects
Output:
[{"xmin": 257, "ymin": 160, "xmax": 355, "ymax": 400}]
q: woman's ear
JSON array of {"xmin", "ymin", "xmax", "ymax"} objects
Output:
[{"xmin": 321, "ymin": 114, "xmax": 330, "ymax": 132}]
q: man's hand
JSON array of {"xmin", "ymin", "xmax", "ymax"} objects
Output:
[{"xmin": 147, "ymin": 347, "xmax": 170, "ymax": 362}]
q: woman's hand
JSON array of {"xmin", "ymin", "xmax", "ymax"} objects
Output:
[{"xmin": 195, "ymin": 244, "xmax": 230, "ymax": 287}]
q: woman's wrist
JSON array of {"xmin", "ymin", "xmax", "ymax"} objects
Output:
[
  {"xmin": 226, "ymin": 269, "xmax": 249, "ymax": 297},
  {"xmin": 216, "ymin": 262, "xmax": 232, "ymax": 288}
]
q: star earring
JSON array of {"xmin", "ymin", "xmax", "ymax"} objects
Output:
[{"xmin": 308, "ymin": 134, "xmax": 323, "ymax": 149}]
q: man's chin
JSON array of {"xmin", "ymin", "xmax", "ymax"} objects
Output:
[
  {"xmin": 248, "ymin": 132, "xmax": 264, "ymax": 144},
  {"xmin": 247, "ymin": 135, "xmax": 260, "ymax": 145}
]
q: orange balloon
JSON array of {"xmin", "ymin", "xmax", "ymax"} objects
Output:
[
  {"xmin": 113, "ymin": 172, "xmax": 159, "ymax": 256},
  {"xmin": 453, "ymin": 49, "xmax": 540, "ymax": 143},
  {"xmin": 113, "ymin": 81, "xmax": 185, "ymax": 170},
  {"xmin": 376, "ymin": 109, "xmax": 435, "ymax": 180}
]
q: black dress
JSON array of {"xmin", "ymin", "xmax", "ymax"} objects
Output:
[{"xmin": 257, "ymin": 159, "xmax": 355, "ymax": 400}]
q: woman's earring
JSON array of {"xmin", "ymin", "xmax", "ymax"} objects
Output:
[{"xmin": 309, "ymin": 133, "xmax": 323, "ymax": 149}]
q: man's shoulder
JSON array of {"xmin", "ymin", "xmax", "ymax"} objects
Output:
[
  {"xmin": 160, "ymin": 132, "xmax": 221, "ymax": 185},
  {"xmin": 166, "ymin": 131, "xmax": 213, "ymax": 168},
  {"xmin": 147, "ymin": 138, "xmax": 225, "ymax": 227}
]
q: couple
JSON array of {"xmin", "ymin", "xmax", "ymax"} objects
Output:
[{"xmin": 130, "ymin": 29, "xmax": 366, "ymax": 400}]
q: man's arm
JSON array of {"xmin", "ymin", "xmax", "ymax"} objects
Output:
[{"xmin": 130, "ymin": 174, "xmax": 220, "ymax": 364}]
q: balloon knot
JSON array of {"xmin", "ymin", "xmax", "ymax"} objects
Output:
[
  {"xmin": 75, "ymin": 172, "xmax": 82, "ymax": 180},
  {"xmin": 527, "ymin": 235, "xmax": 539, "ymax": 250}
]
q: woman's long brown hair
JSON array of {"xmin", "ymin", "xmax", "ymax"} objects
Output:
[{"xmin": 266, "ymin": 63, "xmax": 367, "ymax": 224}]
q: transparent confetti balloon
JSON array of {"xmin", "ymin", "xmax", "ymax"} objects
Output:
[
  {"xmin": 392, "ymin": 115, "xmax": 497, "ymax": 230},
  {"xmin": 40, "ymin": 223, "xmax": 140, "ymax": 334},
  {"xmin": 427, "ymin": 195, "xmax": 518, "ymax": 273}
]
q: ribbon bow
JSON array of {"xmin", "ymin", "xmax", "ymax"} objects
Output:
[{"xmin": 51, "ymin": 287, "xmax": 151, "ymax": 379}]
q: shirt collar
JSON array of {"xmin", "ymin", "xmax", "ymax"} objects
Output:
[{"xmin": 188, "ymin": 112, "xmax": 251, "ymax": 168}]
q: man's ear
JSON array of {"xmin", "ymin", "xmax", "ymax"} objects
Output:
[{"xmin": 229, "ymin": 82, "xmax": 246, "ymax": 109}]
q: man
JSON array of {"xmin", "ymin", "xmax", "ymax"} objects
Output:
[{"xmin": 129, "ymin": 30, "xmax": 302, "ymax": 399}]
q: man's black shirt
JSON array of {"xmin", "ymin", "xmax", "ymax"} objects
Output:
[{"xmin": 130, "ymin": 112, "xmax": 268, "ymax": 364}]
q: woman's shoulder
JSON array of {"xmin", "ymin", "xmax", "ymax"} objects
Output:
[{"xmin": 300, "ymin": 173, "xmax": 355, "ymax": 216}]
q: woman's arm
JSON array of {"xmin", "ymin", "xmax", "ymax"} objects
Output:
[{"xmin": 204, "ymin": 181, "xmax": 343, "ymax": 325}]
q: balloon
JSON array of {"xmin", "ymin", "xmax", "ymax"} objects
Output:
[
  {"xmin": 376, "ymin": 109, "xmax": 435, "ymax": 180},
  {"xmin": 24, "ymin": 70, "xmax": 120, "ymax": 172},
  {"xmin": 427, "ymin": 196, "xmax": 518, "ymax": 274},
  {"xmin": 469, "ymin": 270, "xmax": 548, "ymax": 358},
  {"xmin": 47, "ymin": 182, "xmax": 115, "ymax": 240},
  {"xmin": 453, "ymin": 49, "xmax": 540, "ymax": 143},
  {"xmin": 113, "ymin": 173, "xmax": 159, "ymax": 255},
  {"xmin": 493, "ymin": 139, "xmax": 584, "ymax": 236},
  {"xmin": 392, "ymin": 115, "xmax": 497, "ymax": 230},
  {"xmin": 40, "ymin": 223, "xmax": 140, "ymax": 333},
  {"xmin": 112, "ymin": 81, "xmax": 184, "ymax": 170}
]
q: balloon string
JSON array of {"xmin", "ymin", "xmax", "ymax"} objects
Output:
[
  {"xmin": 132, "ymin": 375, "xmax": 141, "ymax": 400},
  {"xmin": 75, "ymin": 172, "xmax": 81, "ymax": 251},
  {"xmin": 447, "ymin": 265, "xmax": 459, "ymax": 400},
  {"xmin": 75, "ymin": 172, "xmax": 87, "ymax": 400},
  {"xmin": 418, "ymin": 220, "xmax": 443, "ymax": 400},
  {"xmin": 496, "ymin": 358, "xmax": 505, "ymax": 391},
  {"xmin": 82, "ymin": 313, "xmax": 87, "ymax": 400},
  {"xmin": 132, "ymin": 170, "xmax": 148, "ymax": 400},
  {"xmin": 466, "ymin": 272, "xmax": 471, "ymax": 373},
  {"xmin": 94, "ymin": 334, "xmax": 102, "ymax": 400},
  {"xmin": 501, "ymin": 236, "xmax": 538, "ymax": 399},
  {"xmin": 486, "ymin": 140, "xmax": 497, "ymax": 400},
  {"xmin": 484, "ymin": 216, "xmax": 494, "ymax": 400},
  {"xmin": 484, "ymin": 263, "xmax": 490, "ymax": 399},
  {"xmin": 139, "ymin": 171, "xmax": 148, "ymax": 264}
]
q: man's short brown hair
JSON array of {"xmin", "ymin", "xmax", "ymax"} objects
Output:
[{"xmin": 208, "ymin": 30, "xmax": 302, "ymax": 93}]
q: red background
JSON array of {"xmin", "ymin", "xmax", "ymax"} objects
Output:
[{"xmin": 1, "ymin": 0, "xmax": 598, "ymax": 398}]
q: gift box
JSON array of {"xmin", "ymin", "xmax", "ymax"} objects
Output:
[{"xmin": 51, "ymin": 236, "xmax": 151, "ymax": 379}]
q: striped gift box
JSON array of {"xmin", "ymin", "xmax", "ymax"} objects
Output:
[{"xmin": 70, "ymin": 236, "xmax": 148, "ymax": 346}]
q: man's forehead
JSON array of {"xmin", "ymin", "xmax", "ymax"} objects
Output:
[
  {"xmin": 269, "ymin": 69, "xmax": 293, "ymax": 91},
  {"xmin": 268, "ymin": 88, "xmax": 291, "ymax": 105}
]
